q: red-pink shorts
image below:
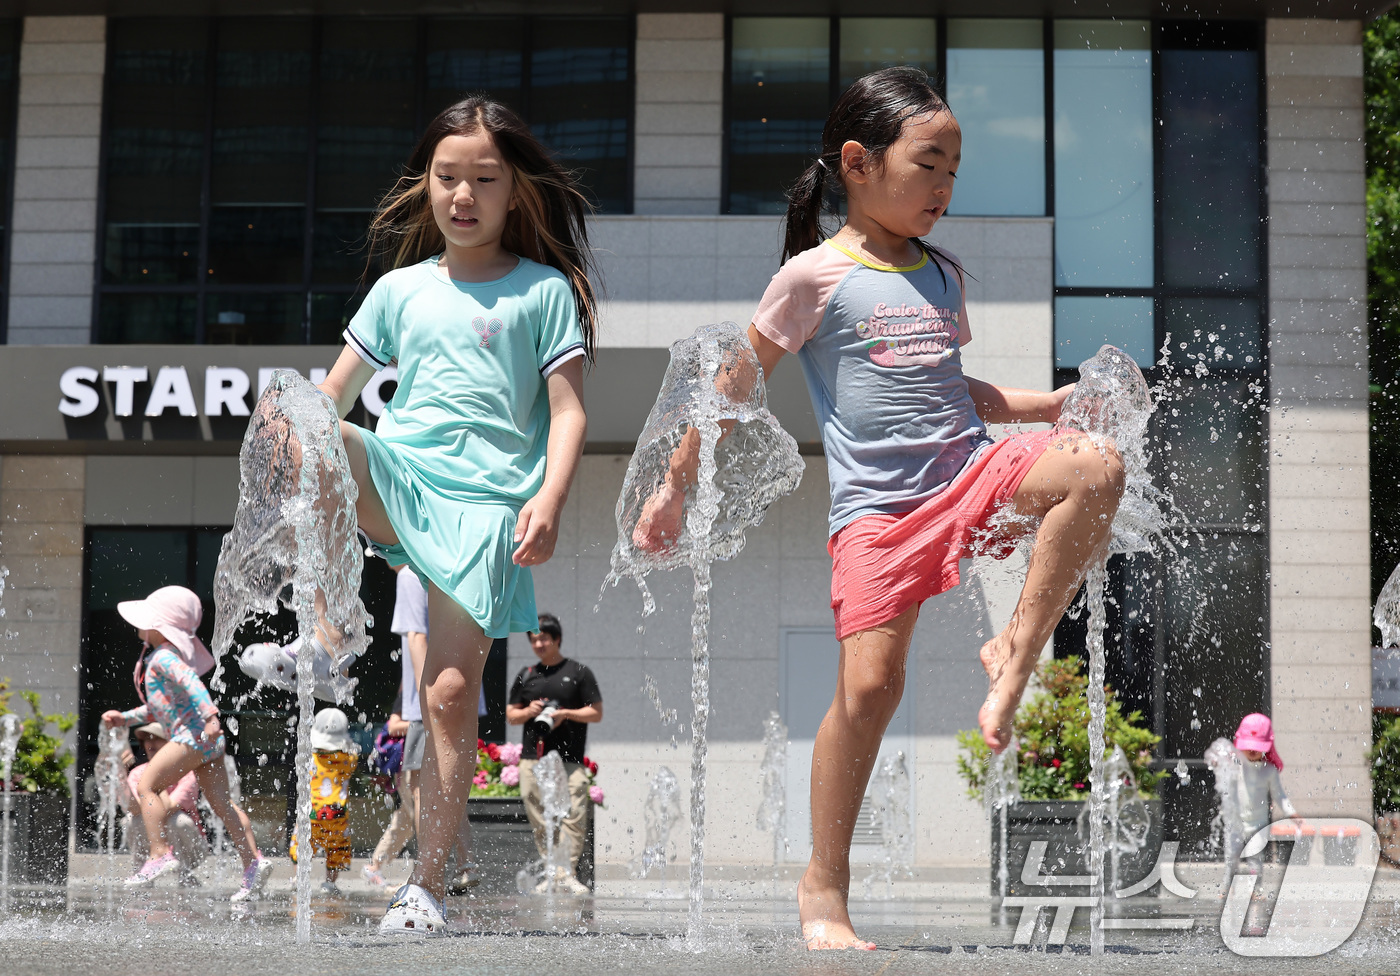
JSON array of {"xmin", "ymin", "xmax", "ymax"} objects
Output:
[{"xmin": 828, "ymin": 429, "xmax": 1058, "ymax": 640}]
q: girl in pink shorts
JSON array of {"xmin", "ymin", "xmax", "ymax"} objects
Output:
[{"xmin": 635, "ymin": 67, "xmax": 1125, "ymax": 949}]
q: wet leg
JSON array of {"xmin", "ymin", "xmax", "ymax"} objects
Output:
[
  {"xmin": 978, "ymin": 432, "xmax": 1125, "ymax": 751},
  {"xmin": 409, "ymin": 584, "xmax": 492, "ymax": 901},
  {"xmin": 195, "ymin": 759, "xmax": 260, "ymax": 869},
  {"xmin": 800, "ymin": 605, "xmax": 918, "ymax": 950},
  {"xmin": 133, "ymin": 742, "xmax": 204, "ymax": 860}
]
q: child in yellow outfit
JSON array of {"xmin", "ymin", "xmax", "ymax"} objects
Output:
[{"xmin": 290, "ymin": 707, "xmax": 359, "ymax": 896}]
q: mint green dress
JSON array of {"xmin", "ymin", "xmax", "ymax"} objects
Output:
[{"xmin": 343, "ymin": 256, "xmax": 585, "ymax": 637}]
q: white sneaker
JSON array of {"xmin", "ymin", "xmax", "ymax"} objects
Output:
[
  {"xmin": 379, "ymin": 883, "xmax": 447, "ymax": 937},
  {"xmin": 534, "ymin": 867, "xmax": 588, "ymax": 896},
  {"xmin": 230, "ymin": 858, "xmax": 274, "ymax": 903},
  {"xmin": 319, "ymin": 880, "xmax": 343, "ymax": 897},
  {"xmin": 362, "ymin": 864, "xmax": 387, "ymax": 887},
  {"xmin": 562, "ymin": 873, "xmax": 591, "ymax": 896}
]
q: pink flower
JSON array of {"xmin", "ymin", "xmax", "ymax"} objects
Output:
[
  {"xmin": 500, "ymin": 764, "xmax": 520, "ymax": 787},
  {"xmin": 499, "ymin": 742, "xmax": 523, "ymax": 766},
  {"xmin": 589, "ymin": 785, "xmax": 605, "ymax": 806},
  {"xmin": 473, "ymin": 770, "xmax": 489, "ymax": 786}
]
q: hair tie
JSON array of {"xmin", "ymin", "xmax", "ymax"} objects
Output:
[{"xmin": 815, "ymin": 158, "xmax": 829, "ymax": 173}]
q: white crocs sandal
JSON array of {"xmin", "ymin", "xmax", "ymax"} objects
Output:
[{"xmin": 379, "ymin": 883, "xmax": 447, "ymax": 937}]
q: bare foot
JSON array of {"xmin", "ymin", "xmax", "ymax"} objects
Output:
[
  {"xmin": 797, "ymin": 875, "xmax": 876, "ymax": 951},
  {"xmin": 978, "ymin": 636, "xmax": 1016, "ymax": 753}
]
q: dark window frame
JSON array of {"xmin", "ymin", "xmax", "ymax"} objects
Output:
[
  {"xmin": 0, "ymin": 20, "xmax": 24, "ymax": 344},
  {"xmin": 92, "ymin": 14, "xmax": 636, "ymax": 346}
]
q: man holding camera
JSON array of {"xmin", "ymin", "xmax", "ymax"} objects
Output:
[{"xmin": 507, "ymin": 613, "xmax": 603, "ymax": 894}]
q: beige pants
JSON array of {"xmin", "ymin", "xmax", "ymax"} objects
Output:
[
  {"xmin": 518, "ymin": 758, "xmax": 591, "ymax": 872},
  {"xmin": 369, "ymin": 767, "xmax": 474, "ymax": 868}
]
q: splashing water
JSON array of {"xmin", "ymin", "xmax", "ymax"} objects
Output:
[
  {"xmin": 1077, "ymin": 745, "xmax": 1153, "ymax": 895},
  {"xmin": 211, "ymin": 370, "xmax": 371, "ymax": 943},
  {"xmin": 863, "ymin": 752, "xmax": 914, "ymax": 899},
  {"xmin": 0, "ymin": 712, "xmax": 20, "ymax": 914},
  {"xmin": 536, "ymin": 752, "xmax": 572, "ymax": 893},
  {"xmin": 1377, "ymin": 561, "xmax": 1400, "ymax": 649},
  {"xmin": 985, "ymin": 734, "xmax": 1020, "ymax": 906},
  {"xmin": 632, "ymin": 767, "xmax": 681, "ymax": 880},
  {"xmin": 756, "ymin": 712, "xmax": 787, "ymax": 869},
  {"xmin": 94, "ymin": 725, "xmax": 127, "ymax": 877},
  {"xmin": 1205, "ymin": 737, "xmax": 1243, "ymax": 885},
  {"xmin": 1055, "ymin": 344, "xmax": 1163, "ymax": 955},
  {"xmin": 606, "ymin": 323, "xmax": 803, "ymax": 940}
]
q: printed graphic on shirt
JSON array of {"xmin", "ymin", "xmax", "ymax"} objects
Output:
[
  {"xmin": 856, "ymin": 301, "xmax": 960, "ymax": 368},
  {"xmin": 473, "ymin": 316, "xmax": 503, "ymax": 348}
]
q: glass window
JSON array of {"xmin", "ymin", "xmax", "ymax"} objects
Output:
[
  {"xmin": 97, "ymin": 293, "xmax": 198, "ymax": 344},
  {"xmin": 1152, "ymin": 377, "xmax": 1267, "ymax": 527},
  {"xmin": 838, "ymin": 18, "xmax": 936, "ymax": 89},
  {"xmin": 1054, "ymin": 295, "xmax": 1154, "ymax": 368},
  {"xmin": 1162, "ymin": 534, "xmax": 1268, "ymax": 758},
  {"xmin": 727, "ymin": 17, "xmax": 830, "ymax": 215},
  {"xmin": 97, "ymin": 16, "xmax": 635, "ymax": 344},
  {"xmin": 531, "ymin": 18, "xmax": 632, "ymax": 214},
  {"xmin": 1164, "ymin": 297, "xmax": 1262, "ymax": 368},
  {"xmin": 424, "ymin": 17, "xmax": 526, "ymax": 117},
  {"xmin": 945, "ymin": 19, "xmax": 1045, "ymax": 217},
  {"xmin": 1160, "ymin": 48, "xmax": 1261, "ymax": 289},
  {"xmin": 102, "ymin": 20, "xmax": 206, "ymax": 286},
  {"xmin": 1053, "ymin": 20, "xmax": 1153, "ymax": 287},
  {"xmin": 313, "ymin": 19, "xmax": 417, "ymax": 285}
]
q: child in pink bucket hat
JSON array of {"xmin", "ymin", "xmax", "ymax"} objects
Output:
[
  {"xmin": 1225, "ymin": 713, "xmax": 1298, "ymax": 882},
  {"xmin": 101, "ymin": 585, "xmax": 272, "ymax": 900}
]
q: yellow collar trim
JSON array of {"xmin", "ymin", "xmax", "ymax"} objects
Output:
[{"xmin": 825, "ymin": 240, "xmax": 928, "ymax": 273}]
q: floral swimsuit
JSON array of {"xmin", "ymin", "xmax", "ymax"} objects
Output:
[{"xmin": 120, "ymin": 644, "xmax": 226, "ymax": 764}]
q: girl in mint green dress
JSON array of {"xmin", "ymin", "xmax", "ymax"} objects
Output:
[{"xmin": 315, "ymin": 96, "xmax": 598, "ymax": 934}]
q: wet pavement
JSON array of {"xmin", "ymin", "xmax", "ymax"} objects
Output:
[{"xmin": 2, "ymin": 855, "xmax": 1400, "ymax": 975}]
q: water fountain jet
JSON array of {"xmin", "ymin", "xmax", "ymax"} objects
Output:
[
  {"xmin": 211, "ymin": 370, "xmax": 370, "ymax": 942},
  {"xmin": 607, "ymin": 323, "xmax": 803, "ymax": 941}
]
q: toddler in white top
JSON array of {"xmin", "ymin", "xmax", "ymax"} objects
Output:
[{"xmin": 1227, "ymin": 712, "xmax": 1297, "ymax": 881}]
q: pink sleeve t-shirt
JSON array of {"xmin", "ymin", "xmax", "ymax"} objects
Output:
[{"xmin": 752, "ymin": 240, "xmax": 990, "ymax": 536}]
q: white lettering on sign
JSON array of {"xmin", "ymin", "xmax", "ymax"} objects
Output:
[
  {"xmin": 204, "ymin": 366, "xmax": 251, "ymax": 417},
  {"xmin": 360, "ymin": 365, "xmax": 397, "ymax": 418},
  {"xmin": 58, "ymin": 366, "xmax": 100, "ymax": 417},
  {"xmin": 145, "ymin": 366, "xmax": 198, "ymax": 417},
  {"xmin": 58, "ymin": 364, "xmax": 342, "ymax": 421},
  {"xmin": 103, "ymin": 366, "xmax": 148, "ymax": 417}
]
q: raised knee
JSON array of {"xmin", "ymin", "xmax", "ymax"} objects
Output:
[
  {"xmin": 1062, "ymin": 433, "xmax": 1126, "ymax": 500},
  {"xmin": 1099, "ymin": 444, "xmax": 1127, "ymax": 496},
  {"xmin": 423, "ymin": 669, "xmax": 475, "ymax": 715}
]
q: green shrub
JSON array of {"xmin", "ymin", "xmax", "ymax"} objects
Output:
[
  {"xmin": 956, "ymin": 655, "xmax": 1163, "ymax": 802},
  {"xmin": 1368, "ymin": 712, "xmax": 1400, "ymax": 812},
  {"xmin": 0, "ymin": 678, "xmax": 75, "ymax": 797}
]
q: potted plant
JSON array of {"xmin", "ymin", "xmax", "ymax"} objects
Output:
[
  {"xmin": 0, "ymin": 678, "xmax": 76, "ymax": 885},
  {"xmin": 1368, "ymin": 713, "xmax": 1400, "ymax": 866},
  {"xmin": 956, "ymin": 656, "xmax": 1164, "ymax": 896},
  {"xmin": 466, "ymin": 740, "xmax": 598, "ymax": 889}
]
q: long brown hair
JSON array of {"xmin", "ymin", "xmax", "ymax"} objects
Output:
[
  {"xmin": 366, "ymin": 97, "xmax": 600, "ymax": 361},
  {"xmin": 782, "ymin": 67, "xmax": 961, "ymax": 284}
]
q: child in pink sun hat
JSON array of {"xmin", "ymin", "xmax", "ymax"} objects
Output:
[
  {"xmin": 101, "ymin": 585, "xmax": 271, "ymax": 900},
  {"xmin": 1225, "ymin": 713, "xmax": 1298, "ymax": 882}
]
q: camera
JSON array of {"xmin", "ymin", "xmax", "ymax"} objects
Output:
[{"xmin": 531, "ymin": 700, "xmax": 561, "ymax": 731}]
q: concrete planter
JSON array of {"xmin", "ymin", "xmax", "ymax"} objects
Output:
[
  {"xmin": 989, "ymin": 799, "xmax": 1163, "ymax": 898},
  {"xmin": 1, "ymin": 791, "xmax": 69, "ymax": 885}
]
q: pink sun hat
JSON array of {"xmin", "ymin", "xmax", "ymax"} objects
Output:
[
  {"xmin": 1234, "ymin": 713, "xmax": 1283, "ymax": 771},
  {"xmin": 118, "ymin": 585, "xmax": 216, "ymax": 676}
]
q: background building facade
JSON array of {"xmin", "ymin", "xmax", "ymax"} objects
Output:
[{"xmin": 0, "ymin": 4, "xmax": 1374, "ymax": 880}]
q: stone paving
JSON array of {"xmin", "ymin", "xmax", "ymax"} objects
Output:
[{"xmin": 1, "ymin": 855, "xmax": 1398, "ymax": 975}]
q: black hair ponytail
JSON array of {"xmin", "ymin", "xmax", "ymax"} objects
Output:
[
  {"xmin": 780, "ymin": 66, "xmax": 952, "ymax": 266},
  {"xmin": 781, "ymin": 158, "xmax": 834, "ymax": 265}
]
